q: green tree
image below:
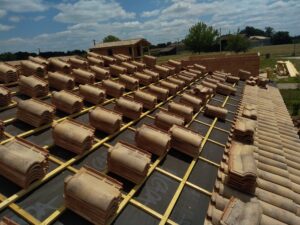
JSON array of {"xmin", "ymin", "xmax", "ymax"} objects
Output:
[
  {"xmin": 103, "ymin": 35, "xmax": 120, "ymax": 43},
  {"xmin": 184, "ymin": 22, "xmax": 219, "ymax": 53},
  {"xmin": 271, "ymin": 31, "xmax": 292, "ymax": 45},
  {"xmin": 239, "ymin": 26, "xmax": 265, "ymax": 37},
  {"xmin": 265, "ymin": 27, "xmax": 274, "ymax": 37},
  {"xmin": 226, "ymin": 34, "xmax": 250, "ymax": 53}
]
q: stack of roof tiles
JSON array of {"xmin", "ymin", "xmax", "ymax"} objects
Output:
[
  {"xmin": 108, "ymin": 141, "xmax": 151, "ymax": 184},
  {"xmin": 48, "ymin": 71, "xmax": 75, "ymax": 90},
  {"xmin": 0, "ymin": 63, "xmax": 18, "ymax": 83},
  {"xmin": 20, "ymin": 60, "xmax": 45, "ymax": 77},
  {"xmin": 89, "ymin": 106, "xmax": 122, "ymax": 134},
  {"xmin": 52, "ymin": 119, "xmax": 94, "ymax": 154},
  {"xmin": 79, "ymin": 84, "xmax": 106, "ymax": 104},
  {"xmin": 17, "ymin": 98, "xmax": 55, "ymax": 127},
  {"xmin": 49, "ymin": 58, "xmax": 71, "ymax": 74},
  {"xmin": 64, "ymin": 167, "xmax": 122, "ymax": 225},
  {"xmin": 52, "ymin": 90, "xmax": 83, "ymax": 114},
  {"xmin": 205, "ymin": 83, "xmax": 300, "ymax": 225},
  {"xmin": 18, "ymin": 75, "xmax": 49, "ymax": 97},
  {"xmin": 0, "ymin": 137, "xmax": 49, "ymax": 188},
  {"xmin": 0, "ymin": 86, "xmax": 11, "ymax": 106}
]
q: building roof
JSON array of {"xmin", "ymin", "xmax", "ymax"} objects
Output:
[
  {"xmin": 91, "ymin": 38, "xmax": 151, "ymax": 49},
  {"xmin": 249, "ymin": 35, "xmax": 271, "ymax": 40}
]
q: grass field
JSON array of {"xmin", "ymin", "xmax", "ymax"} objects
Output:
[{"xmin": 279, "ymin": 89, "xmax": 300, "ymax": 116}]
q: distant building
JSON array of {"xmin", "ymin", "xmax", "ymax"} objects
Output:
[
  {"xmin": 249, "ymin": 36, "xmax": 271, "ymax": 47},
  {"xmin": 90, "ymin": 38, "xmax": 151, "ymax": 59}
]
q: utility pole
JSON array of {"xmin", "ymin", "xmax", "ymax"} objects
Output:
[
  {"xmin": 93, "ymin": 40, "xmax": 96, "ymax": 46},
  {"xmin": 37, "ymin": 48, "xmax": 40, "ymax": 55},
  {"xmin": 293, "ymin": 39, "xmax": 296, "ymax": 56},
  {"xmin": 219, "ymin": 28, "xmax": 222, "ymax": 52}
]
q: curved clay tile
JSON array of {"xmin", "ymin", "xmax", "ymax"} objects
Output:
[
  {"xmin": 79, "ymin": 84, "xmax": 106, "ymax": 104},
  {"xmin": 168, "ymin": 77, "xmax": 185, "ymax": 88},
  {"xmin": 87, "ymin": 56, "xmax": 104, "ymax": 67},
  {"xmin": 101, "ymin": 79, "xmax": 125, "ymax": 98},
  {"xmin": 131, "ymin": 61, "xmax": 146, "ymax": 71},
  {"xmin": 102, "ymin": 55, "xmax": 117, "ymax": 67},
  {"xmin": 220, "ymin": 197, "xmax": 262, "ymax": 225},
  {"xmin": 18, "ymin": 75, "xmax": 49, "ymax": 97},
  {"xmin": 89, "ymin": 106, "xmax": 122, "ymax": 134},
  {"xmin": 217, "ymin": 83, "xmax": 237, "ymax": 96},
  {"xmin": 242, "ymin": 104, "xmax": 257, "ymax": 120},
  {"xmin": 119, "ymin": 74, "xmax": 139, "ymax": 91},
  {"xmin": 167, "ymin": 101, "xmax": 194, "ymax": 123},
  {"xmin": 52, "ymin": 119, "xmax": 94, "ymax": 154},
  {"xmin": 159, "ymin": 80, "xmax": 179, "ymax": 95},
  {"xmin": 169, "ymin": 124, "xmax": 202, "ymax": 157},
  {"xmin": 227, "ymin": 141, "xmax": 258, "ymax": 194},
  {"xmin": 51, "ymin": 90, "xmax": 83, "ymax": 114},
  {"xmin": 154, "ymin": 109, "xmax": 185, "ymax": 131},
  {"xmin": 179, "ymin": 93, "xmax": 203, "ymax": 112},
  {"xmin": 162, "ymin": 64, "xmax": 176, "ymax": 75},
  {"xmin": 180, "ymin": 70, "xmax": 198, "ymax": 80},
  {"xmin": 114, "ymin": 97, "xmax": 143, "ymax": 120},
  {"xmin": 113, "ymin": 54, "xmax": 128, "ymax": 63},
  {"xmin": 87, "ymin": 51, "xmax": 102, "ymax": 59},
  {"xmin": 71, "ymin": 68, "xmax": 95, "ymax": 84},
  {"xmin": 0, "ymin": 137, "xmax": 49, "ymax": 188},
  {"xmin": 238, "ymin": 69, "xmax": 252, "ymax": 81},
  {"xmin": 28, "ymin": 56, "xmax": 49, "ymax": 66},
  {"xmin": 226, "ymin": 75, "xmax": 240, "ymax": 84},
  {"xmin": 109, "ymin": 64, "xmax": 127, "ymax": 77},
  {"xmin": 143, "ymin": 69, "xmax": 159, "ymax": 82},
  {"xmin": 204, "ymin": 104, "xmax": 228, "ymax": 121},
  {"xmin": 143, "ymin": 55, "xmax": 156, "ymax": 68},
  {"xmin": 21, "ymin": 60, "xmax": 45, "ymax": 77},
  {"xmin": 176, "ymin": 74, "xmax": 193, "ymax": 83},
  {"xmin": 168, "ymin": 59, "xmax": 182, "ymax": 73},
  {"xmin": 212, "ymin": 75, "xmax": 226, "ymax": 83},
  {"xmin": 257, "ymin": 77, "xmax": 269, "ymax": 88},
  {"xmin": 0, "ymin": 63, "xmax": 18, "ymax": 83},
  {"xmin": 135, "ymin": 124, "xmax": 171, "ymax": 156},
  {"xmin": 232, "ymin": 118, "xmax": 256, "ymax": 143},
  {"xmin": 193, "ymin": 84, "xmax": 213, "ymax": 102},
  {"xmin": 188, "ymin": 68, "xmax": 202, "ymax": 76},
  {"xmin": 133, "ymin": 72, "xmax": 152, "ymax": 86},
  {"xmin": 148, "ymin": 84, "xmax": 169, "ymax": 101},
  {"xmin": 194, "ymin": 64, "xmax": 206, "ymax": 73},
  {"xmin": 0, "ymin": 86, "xmax": 11, "ymax": 106},
  {"xmin": 133, "ymin": 90, "xmax": 157, "ymax": 110},
  {"xmin": 48, "ymin": 71, "xmax": 75, "ymax": 90},
  {"xmin": 121, "ymin": 62, "xmax": 137, "ymax": 74},
  {"xmin": 17, "ymin": 98, "xmax": 55, "ymax": 127},
  {"xmin": 68, "ymin": 57, "xmax": 88, "ymax": 69},
  {"xmin": 64, "ymin": 166, "xmax": 122, "ymax": 225},
  {"xmin": 107, "ymin": 141, "xmax": 151, "ymax": 183},
  {"xmin": 205, "ymin": 77, "xmax": 220, "ymax": 84},
  {"xmin": 118, "ymin": 54, "xmax": 131, "ymax": 61},
  {"xmin": 202, "ymin": 80, "xmax": 217, "ymax": 92},
  {"xmin": 154, "ymin": 65, "xmax": 170, "ymax": 78},
  {"xmin": 90, "ymin": 65, "xmax": 110, "ymax": 81},
  {"xmin": 49, "ymin": 58, "xmax": 71, "ymax": 74}
]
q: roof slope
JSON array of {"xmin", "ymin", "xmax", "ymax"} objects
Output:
[{"xmin": 91, "ymin": 38, "xmax": 150, "ymax": 49}]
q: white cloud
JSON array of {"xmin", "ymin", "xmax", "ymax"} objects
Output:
[
  {"xmin": 141, "ymin": 9, "xmax": 160, "ymax": 18},
  {"xmin": 9, "ymin": 16, "xmax": 21, "ymax": 23},
  {"xmin": 54, "ymin": 0, "xmax": 135, "ymax": 23},
  {"xmin": 0, "ymin": 24, "xmax": 14, "ymax": 31},
  {"xmin": 0, "ymin": 9, "xmax": 6, "ymax": 18},
  {"xmin": 0, "ymin": 0, "xmax": 47, "ymax": 13},
  {"xmin": 33, "ymin": 16, "xmax": 45, "ymax": 21}
]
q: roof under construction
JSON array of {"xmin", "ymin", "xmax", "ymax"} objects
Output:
[
  {"xmin": 0, "ymin": 52, "xmax": 299, "ymax": 225},
  {"xmin": 91, "ymin": 38, "xmax": 151, "ymax": 49}
]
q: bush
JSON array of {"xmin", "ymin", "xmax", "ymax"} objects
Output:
[{"xmin": 226, "ymin": 34, "xmax": 250, "ymax": 53}]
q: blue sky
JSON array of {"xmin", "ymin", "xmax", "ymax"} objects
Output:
[{"xmin": 0, "ymin": 0, "xmax": 299, "ymax": 53}]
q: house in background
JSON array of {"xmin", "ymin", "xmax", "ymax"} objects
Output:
[
  {"xmin": 90, "ymin": 38, "xmax": 151, "ymax": 59},
  {"xmin": 249, "ymin": 36, "xmax": 271, "ymax": 47}
]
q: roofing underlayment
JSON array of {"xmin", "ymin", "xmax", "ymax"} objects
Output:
[{"xmin": 0, "ymin": 53, "xmax": 299, "ymax": 225}]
